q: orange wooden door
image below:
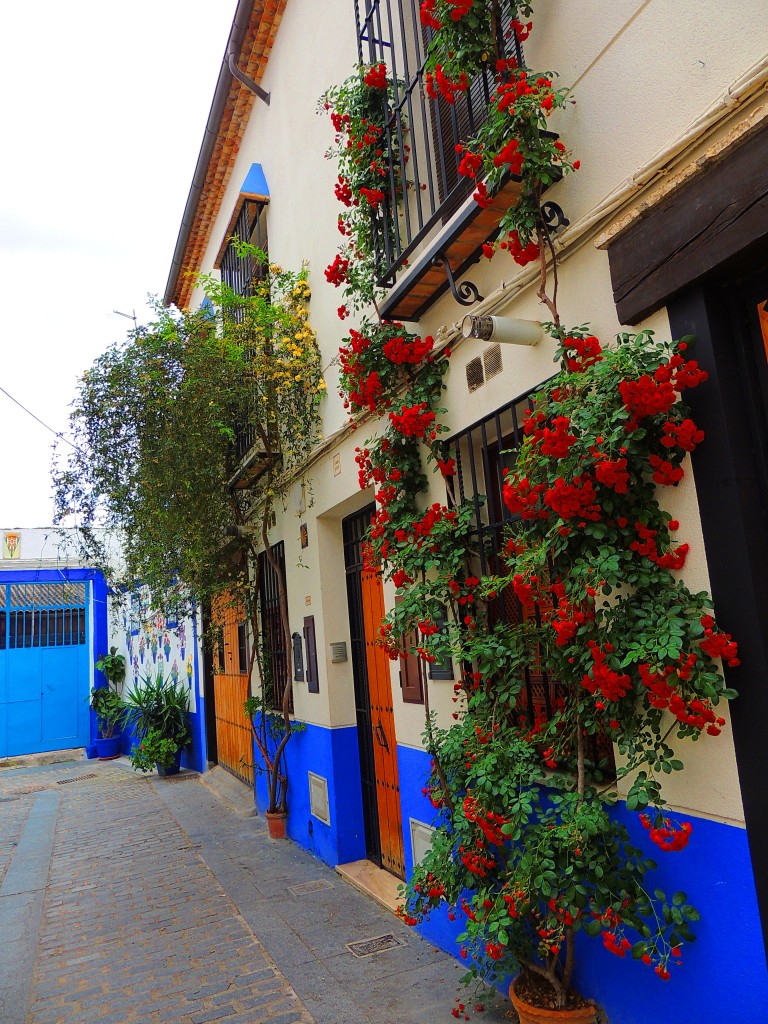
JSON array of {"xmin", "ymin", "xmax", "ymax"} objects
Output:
[
  {"xmin": 211, "ymin": 595, "xmax": 253, "ymax": 786},
  {"xmin": 361, "ymin": 569, "xmax": 405, "ymax": 878}
]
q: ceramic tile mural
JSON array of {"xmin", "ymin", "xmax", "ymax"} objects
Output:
[{"xmin": 108, "ymin": 585, "xmax": 199, "ymax": 713}]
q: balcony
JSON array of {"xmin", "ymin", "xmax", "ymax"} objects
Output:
[{"xmin": 355, "ymin": 0, "xmax": 526, "ymax": 321}]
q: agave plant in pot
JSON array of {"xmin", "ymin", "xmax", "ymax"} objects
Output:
[{"xmin": 124, "ymin": 669, "xmax": 190, "ymax": 776}]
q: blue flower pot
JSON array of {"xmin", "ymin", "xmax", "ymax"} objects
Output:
[
  {"xmin": 94, "ymin": 736, "xmax": 121, "ymax": 760},
  {"xmin": 156, "ymin": 748, "xmax": 182, "ymax": 776}
]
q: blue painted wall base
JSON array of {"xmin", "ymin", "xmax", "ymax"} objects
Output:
[
  {"xmin": 252, "ymin": 717, "xmax": 366, "ymax": 866},
  {"xmin": 397, "ymin": 744, "xmax": 768, "ymax": 1023}
]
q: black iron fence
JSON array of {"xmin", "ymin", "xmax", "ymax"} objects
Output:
[{"xmin": 354, "ymin": 0, "xmax": 523, "ymax": 286}]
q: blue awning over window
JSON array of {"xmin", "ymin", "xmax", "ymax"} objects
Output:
[
  {"xmin": 214, "ymin": 164, "xmax": 270, "ymax": 268},
  {"xmin": 239, "ymin": 163, "xmax": 269, "ymax": 201}
]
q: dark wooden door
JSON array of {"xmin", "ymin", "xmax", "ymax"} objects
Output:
[{"xmin": 343, "ymin": 506, "xmax": 405, "ymax": 878}]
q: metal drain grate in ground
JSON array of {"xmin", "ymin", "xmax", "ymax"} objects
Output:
[
  {"xmin": 56, "ymin": 773, "xmax": 97, "ymax": 785},
  {"xmin": 288, "ymin": 879, "xmax": 335, "ymax": 897},
  {"xmin": 158, "ymin": 773, "xmax": 200, "ymax": 783},
  {"xmin": 346, "ymin": 934, "xmax": 405, "ymax": 958}
]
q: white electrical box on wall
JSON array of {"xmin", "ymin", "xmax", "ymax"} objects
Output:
[
  {"xmin": 410, "ymin": 818, "xmax": 436, "ymax": 867},
  {"xmin": 308, "ymin": 771, "xmax": 330, "ymax": 825}
]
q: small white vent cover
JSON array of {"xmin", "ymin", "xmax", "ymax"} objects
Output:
[
  {"xmin": 330, "ymin": 641, "xmax": 347, "ymax": 663},
  {"xmin": 410, "ymin": 818, "xmax": 436, "ymax": 867},
  {"xmin": 465, "ymin": 356, "xmax": 484, "ymax": 392},
  {"xmin": 309, "ymin": 771, "xmax": 330, "ymax": 825},
  {"xmin": 483, "ymin": 343, "xmax": 503, "ymax": 380}
]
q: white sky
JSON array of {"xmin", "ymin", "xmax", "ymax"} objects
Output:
[{"xmin": 0, "ymin": 0, "xmax": 238, "ymax": 527}]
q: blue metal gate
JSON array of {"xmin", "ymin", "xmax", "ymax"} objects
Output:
[{"xmin": 0, "ymin": 581, "xmax": 91, "ymax": 757}]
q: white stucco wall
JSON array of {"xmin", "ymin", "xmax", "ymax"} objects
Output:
[{"xmin": 183, "ymin": 0, "xmax": 765, "ymax": 825}]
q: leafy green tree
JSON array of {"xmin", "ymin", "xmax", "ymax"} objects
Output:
[{"xmin": 53, "ymin": 255, "xmax": 324, "ymax": 801}]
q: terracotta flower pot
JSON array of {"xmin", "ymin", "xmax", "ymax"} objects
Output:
[
  {"xmin": 265, "ymin": 810, "xmax": 287, "ymax": 839},
  {"xmin": 509, "ymin": 978, "xmax": 597, "ymax": 1024}
]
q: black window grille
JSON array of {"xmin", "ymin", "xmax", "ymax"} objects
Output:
[
  {"xmin": 221, "ymin": 200, "xmax": 269, "ymax": 463},
  {"xmin": 258, "ymin": 542, "xmax": 290, "ymax": 711},
  {"xmin": 237, "ymin": 621, "xmax": 249, "ymax": 674},
  {"xmin": 220, "ymin": 201, "xmax": 269, "ymax": 300},
  {"xmin": 353, "ymin": 0, "xmax": 523, "ymax": 286},
  {"xmin": 1, "ymin": 583, "xmax": 87, "ymax": 649},
  {"xmin": 446, "ymin": 388, "xmax": 616, "ymax": 774}
]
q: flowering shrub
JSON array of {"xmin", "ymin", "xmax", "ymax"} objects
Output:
[
  {"xmin": 419, "ymin": 0, "xmax": 534, "ymax": 95},
  {"xmin": 390, "ymin": 328, "xmax": 737, "ymax": 1006},
  {"xmin": 324, "ymin": 1, "xmax": 738, "ymax": 1013},
  {"xmin": 320, "ymin": 65, "xmax": 407, "ymax": 311},
  {"xmin": 457, "ymin": 68, "xmax": 579, "ymax": 259},
  {"xmin": 322, "ymin": 2, "xmax": 579, "ymax": 326},
  {"xmin": 129, "ymin": 728, "xmax": 181, "ymax": 773}
]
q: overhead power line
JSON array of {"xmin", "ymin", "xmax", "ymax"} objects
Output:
[{"xmin": 0, "ymin": 384, "xmax": 80, "ymax": 451}]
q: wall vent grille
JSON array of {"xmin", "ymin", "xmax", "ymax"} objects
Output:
[
  {"xmin": 466, "ymin": 356, "xmax": 484, "ymax": 392},
  {"xmin": 483, "ymin": 343, "xmax": 503, "ymax": 380},
  {"xmin": 309, "ymin": 771, "xmax": 330, "ymax": 824}
]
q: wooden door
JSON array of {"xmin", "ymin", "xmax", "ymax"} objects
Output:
[
  {"xmin": 211, "ymin": 595, "xmax": 253, "ymax": 785},
  {"xmin": 360, "ymin": 568, "xmax": 405, "ymax": 878}
]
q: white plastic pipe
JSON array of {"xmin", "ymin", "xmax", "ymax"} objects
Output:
[{"xmin": 461, "ymin": 315, "xmax": 544, "ymax": 346}]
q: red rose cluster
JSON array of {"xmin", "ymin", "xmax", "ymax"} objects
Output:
[{"xmin": 580, "ymin": 643, "xmax": 632, "ymax": 702}]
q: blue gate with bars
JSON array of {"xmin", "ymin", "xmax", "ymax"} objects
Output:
[{"xmin": 0, "ymin": 578, "xmax": 92, "ymax": 757}]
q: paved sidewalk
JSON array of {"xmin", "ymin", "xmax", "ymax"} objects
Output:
[{"xmin": 0, "ymin": 759, "xmax": 510, "ymax": 1024}]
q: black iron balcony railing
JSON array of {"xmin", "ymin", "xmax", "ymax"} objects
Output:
[
  {"xmin": 220, "ymin": 201, "xmax": 268, "ymax": 303},
  {"xmin": 354, "ymin": 0, "xmax": 524, "ymax": 315}
]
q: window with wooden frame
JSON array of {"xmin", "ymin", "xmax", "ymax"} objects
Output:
[
  {"xmin": 396, "ymin": 593, "xmax": 424, "ymax": 704},
  {"xmin": 257, "ymin": 542, "xmax": 291, "ymax": 711}
]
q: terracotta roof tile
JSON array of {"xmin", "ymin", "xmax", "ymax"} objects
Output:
[{"xmin": 172, "ymin": 0, "xmax": 287, "ymax": 308}]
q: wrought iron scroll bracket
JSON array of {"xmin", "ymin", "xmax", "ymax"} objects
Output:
[
  {"xmin": 540, "ymin": 201, "xmax": 570, "ymax": 232},
  {"xmin": 432, "ymin": 254, "xmax": 484, "ymax": 307}
]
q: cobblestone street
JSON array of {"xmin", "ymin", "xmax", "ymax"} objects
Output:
[{"xmin": 0, "ymin": 759, "xmax": 507, "ymax": 1024}]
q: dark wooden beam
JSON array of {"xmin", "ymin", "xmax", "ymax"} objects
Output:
[
  {"xmin": 669, "ymin": 280, "xmax": 768, "ymax": 961},
  {"xmin": 608, "ymin": 123, "xmax": 768, "ymax": 325}
]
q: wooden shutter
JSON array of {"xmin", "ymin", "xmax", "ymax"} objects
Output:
[
  {"xmin": 304, "ymin": 615, "xmax": 319, "ymax": 694},
  {"xmin": 396, "ymin": 597, "xmax": 424, "ymax": 704},
  {"xmin": 400, "ymin": 645, "xmax": 424, "ymax": 703}
]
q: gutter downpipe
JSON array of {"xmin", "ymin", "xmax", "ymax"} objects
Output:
[{"xmin": 163, "ymin": 0, "xmax": 257, "ymax": 308}]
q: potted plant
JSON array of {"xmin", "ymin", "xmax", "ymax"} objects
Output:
[
  {"xmin": 244, "ymin": 690, "xmax": 306, "ymax": 839},
  {"xmin": 95, "ymin": 647, "xmax": 127, "ymax": 689},
  {"xmin": 129, "ymin": 728, "xmax": 187, "ymax": 776},
  {"xmin": 89, "ymin": 686, "xmax": 126, "ymax": 759},
  {"xmin": 90, "ymin": 647, "xmax": 127, "ymax": 758},
  {"xmin": 124, "ymin": 670, "xmax": 190, "ymax": 776},
  {"xmin": 391, "ymin": 329, "xmax": 735, "ymax": 1015}
]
